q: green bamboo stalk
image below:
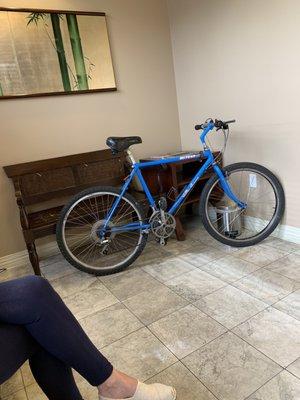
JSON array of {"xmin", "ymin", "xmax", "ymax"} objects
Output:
[
  {"xmin": 66, "ymin": 14, "xmax": 89, "ymax": 90},
  {"xmin": 0, "ymin": 83, "xmax": 3, "ymax": 96},
  {"xmin": 50, "ymin": 14, "xmax": 71, "ymax": 92}
]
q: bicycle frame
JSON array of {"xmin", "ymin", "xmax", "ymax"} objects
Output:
[{"xmin": 102, "ymin": 122, "xmax": 246, "ymax": 235}]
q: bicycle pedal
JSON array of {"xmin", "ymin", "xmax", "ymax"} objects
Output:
[{"xmin": 159, "ymin": 237, "xmax": 168, "ymax": 246}]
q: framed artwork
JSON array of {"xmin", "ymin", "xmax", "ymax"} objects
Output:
[{"xmin": 0, "ymin": 8, "xmax": 117, "ymax": 99}]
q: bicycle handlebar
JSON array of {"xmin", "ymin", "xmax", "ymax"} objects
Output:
[{"xmin": 195, "ymin": 119, "xmax": 236, "ymax": 131}]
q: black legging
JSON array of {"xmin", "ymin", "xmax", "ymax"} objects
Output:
[{"xmin": 0, "ymin": 275, "xmax": 113, "ymax": 399}]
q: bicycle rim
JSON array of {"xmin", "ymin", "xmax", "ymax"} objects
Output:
[
  {"xmin": 204, "ymin": 167, "xmax": 278, "ymax": 242},
  {"xmin": 61, "ymin": 192, "xmax": 144, "ymax": 272}
]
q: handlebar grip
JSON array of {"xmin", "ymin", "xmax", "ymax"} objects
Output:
[
  {"xmin": 195, "ymin": 125, "xmax": 203, "ymax": 130},
  {"xmin": 224, "ymin": 120, "xmax": 236, "ymax": 124}
]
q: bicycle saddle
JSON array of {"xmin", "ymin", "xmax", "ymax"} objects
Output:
[{"xmin": 106, "ymin": 136, "xmax": 142, "ymax": 154}]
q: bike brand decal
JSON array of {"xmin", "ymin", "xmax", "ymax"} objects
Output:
[
  {"xmin": 182, "ymin": 180, "xmax": 196, "ymax": 197},
  {"xmin": 179, "ymin": 154, "xmax": 199, "ymax": 160}
]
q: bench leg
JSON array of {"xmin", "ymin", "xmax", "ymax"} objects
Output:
[
  {"xmin": 26, "ymin": 242, "xmax": 41, "ymax": 276},
  {"xmin": 175, "ymin": 216, "xmax": 186, "ymax": 241}
]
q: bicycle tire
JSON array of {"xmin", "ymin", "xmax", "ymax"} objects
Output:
[
  {"xmin": 56, "ymin": 186, "xmax": 148, "ymax": 275},
  {"xmin": 199, "ymin": 162, "xmax": 285, "ymax": 247}
]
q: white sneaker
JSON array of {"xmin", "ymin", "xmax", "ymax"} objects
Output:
[{"xmin": 99, "ymin": 381, "xmax": 176, "ymax": 400}]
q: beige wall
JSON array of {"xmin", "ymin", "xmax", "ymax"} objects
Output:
[
  {"xmin": 0, "ymin": 0, "xmax": 181, "ymax": 257},
  {"xmin": 168, "ymin": 0, "xmax": 300, "ymax": 228}
]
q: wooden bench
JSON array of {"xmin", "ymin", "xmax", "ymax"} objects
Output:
[{"xmin": 4, "ymin": 149, "xmax": 126, "ymax": 275}]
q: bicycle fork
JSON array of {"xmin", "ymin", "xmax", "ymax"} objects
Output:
[{"xmin": 213, "ymin": 164, "xmax": 247, "ymax": 209}]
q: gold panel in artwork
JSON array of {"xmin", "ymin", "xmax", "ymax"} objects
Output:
[{"xmin": 0, "ymin": 8, "xmax": 116, "ymax": 98}]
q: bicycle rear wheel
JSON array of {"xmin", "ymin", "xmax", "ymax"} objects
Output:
[
  {"xmin": 56, "ymin": 186, "xmax": 148, "ymax": 275},
  {"xmin": 199, "ymin": 162, "xmax": 285, "ymax": 247}
]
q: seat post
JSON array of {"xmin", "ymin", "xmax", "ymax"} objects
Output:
[
  {"xmin": 125, "ymin": 149, "xmax": 143, "ymax": 191},
  {"xmin": 126, "ymin": 149, "xmax": 137, "ymax": 166}
]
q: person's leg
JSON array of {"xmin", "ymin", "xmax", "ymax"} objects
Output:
[
  {"xmin": 0, "ymin": 322, "xmax": 83, "ymax": 400},
  {"xmin": 30, "ymin": 346, "xmax": 83, "ymax": 400},
  {"xmin": 0, "ymin": 322, "xmax": 34, "ymax": 384},
  {"xmin": 0, "ymin": 276, "xmax": 175, "ymax": 400},
  {"xmin": 0, "ymin": 276, "xmax": 113, "ymax": 387}
]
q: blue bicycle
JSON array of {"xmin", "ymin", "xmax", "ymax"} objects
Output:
[{"xmin": 56, "ymin": 119, "xmax": 285, "ymax": 275}]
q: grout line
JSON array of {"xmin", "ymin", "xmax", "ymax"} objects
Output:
[
  {"xmin": 263, "ymin": 265, "xmax": 300, "ymax": 284},
  {"xmin": 230, "ymin": 273, "xmax": 298, "ymax": 307},
  {"xmin": 100, "ymin": 325, "xmax": 146, "ymax": 352},
  {"xmin": 43, "ymin": 231, "xmax": 299, "ymax": 386},
  {"xmin": 146, "ymin": 359, "xmax": 222, "ymax": 400},
  {"xmin": 243, "ymin": 369, "xmax": 283, "ymax": 399},
  {"xmin": 229, "ymin": 330, "xmax": 284, "ymax": 370},
  {"xmin": 141, "ymin": 324, "xmax": 223, "ymax": 400}
]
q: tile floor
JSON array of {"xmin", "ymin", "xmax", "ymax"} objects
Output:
[{"xmin": 1, "ymin": 217, "xmax": 300, "ymax": 400}]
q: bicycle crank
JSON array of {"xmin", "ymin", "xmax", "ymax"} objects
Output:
[{"xmin": 149, "ymin": 210, "xmax": 176, "ymax": 245}]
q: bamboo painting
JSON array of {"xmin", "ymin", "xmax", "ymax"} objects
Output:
[{"xmin": 0, "ymin": 8, "xmax": 116, "ymax": 99}]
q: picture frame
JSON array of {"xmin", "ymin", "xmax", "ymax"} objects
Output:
[{"xmin": 0, "ymin": 7, "xmax": 117, "ymax": 99}]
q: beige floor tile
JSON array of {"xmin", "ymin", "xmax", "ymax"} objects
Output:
[
  {"xmin": 247, "ymin": 370, "xmax": 300, "ymax": 400},
  {"xmin": 123, "ymin": 284, "xmax": 188, "ymax": 325},
  {"xmin": 184, "ymin": 228, "xmax": 208, "ymax": 242},
  {"xmin": 165, "ymin": 269, "xmax": 226, "ymax": 302},
  {"xmin": 76, "ymin": 380, "xmax": 98, "ymax": 400},
  {"xmin": 199, "ymin": 254, "xmax": 261, "ymax": 283},
  {"xmin": 287, "ymin": 358, "xmax": 300, "ymax": 379},
  {"xmin": 267, "ymin": 253, "xmax": 300, "ymax": 282},
  {"xmin": 183, "ymin": 332, "xmax": 281, "ymax": 400},
  {"xmin": 233, "ymin": 307, "xmax": 300, "ymax": 367},
  {"xmin": 0, "ymin": 370, "xmax": 24, "ymax": 397},
  {"xmin": 133, "ymin": 244, "xmax": 171, "ymax": 267},
  {"xmin": 25, "ymin": 383, "xmax": 47, "ymax": 400},
  {"xmin": 80, "ymin": 303, "xmax": 143, "ymax": 349},
  {"xmin": 41, "ymin": 259, "xmax": 75, "ymax": 281},
  {"xmin": 234, "ymin": 244, "xmax": 286, "ymax": 267},
  {"xmin": 0, "ymin": 265, "xmax": 33, "ymax": 283},
  {"xmin": 142, "ymin": 257, "xmax": 196, "ymax": 283},
  {"xmin": 40, "ymin": 253, "xmax": 64, "ymax": 268},
  {"xmin": 20, "ymin": 362, "xmax": 35, "ymax": 387},
  {"xmin": 199, "ymin": 234, "xmax": 240, "ymax": 253},
  {"xmin": 64, "ymin": 279, "xmax": 119, "ymax": 320},
  {"xmin": 233, "ymin": 269, "xmax": 299, "ymax": 304},
  {"xmin": 102, "ymin": 328, "xmax": 177, "ymax": 382},
  {"xmin": 263, "ymin": 237, "xmax": 300, "ymax": 254},
  {"xmin": 178, "ymin": 245, "xmax": 224, "ymax": 268},
  {"xmin": 162, "ymin": 239, "xmax": 202, "ymax": 256},
  {"xmin": 50, "ymin": 271, "xmax": 98, "ymax": 298},
  {"xmin": 149, "ymin": 305, "xmax": 226, "ymax": 358},
  {"xmin": 273, "ymin": 290, "xmax": 300, "ymax": 321},
  {"xmin": 147, "ymin": 362, "xmax": 217, "ymax": 399},
  {"xmin": 100, "ymin": 269, "xmax": 162, "ymax": 301},
  {"xmin": 195, "ymin": 285, "xmax": 267, "ymax": 329},
  {"xmin": 2, "ymin": 388, "xmax": 28, "ymax": 400}
]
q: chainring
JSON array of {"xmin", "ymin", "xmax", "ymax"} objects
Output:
[{"xmin": 149, "ymin": 211, "xmax": 176, "ymax": 239}]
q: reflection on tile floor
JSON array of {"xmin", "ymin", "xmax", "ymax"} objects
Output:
[{"xmin": 1, "ymin": 217, "xmax": 300, "ymax": 400}]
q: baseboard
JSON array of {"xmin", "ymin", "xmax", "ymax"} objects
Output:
[
  {"xmin": 0, "ymin": 241, "xmax": 60, "ymax": 271},
  {"xmin": 244, "ymin": 216, "xmax": 300, "ymax": 244},
  {"xmin": 272, "ymin": 224, "xmax": 300, "ymax": 244}
]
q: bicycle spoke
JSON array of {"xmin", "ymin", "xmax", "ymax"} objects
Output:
[
  {"xmin": 61, "ymin": 191, "xmax": 146, "ymax": 272},
  {"xmin": 205, "ymin": 168, "xmax": 277, "ymax": 242}
]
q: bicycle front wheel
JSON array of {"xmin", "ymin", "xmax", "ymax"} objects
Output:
[
  {"xmin": 199, "ymin": 162, "xmax": 285, "ymax": 247},
  {"xmin": 56, "ymin": 186, "xmax": 148, "ymax": 275}
]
